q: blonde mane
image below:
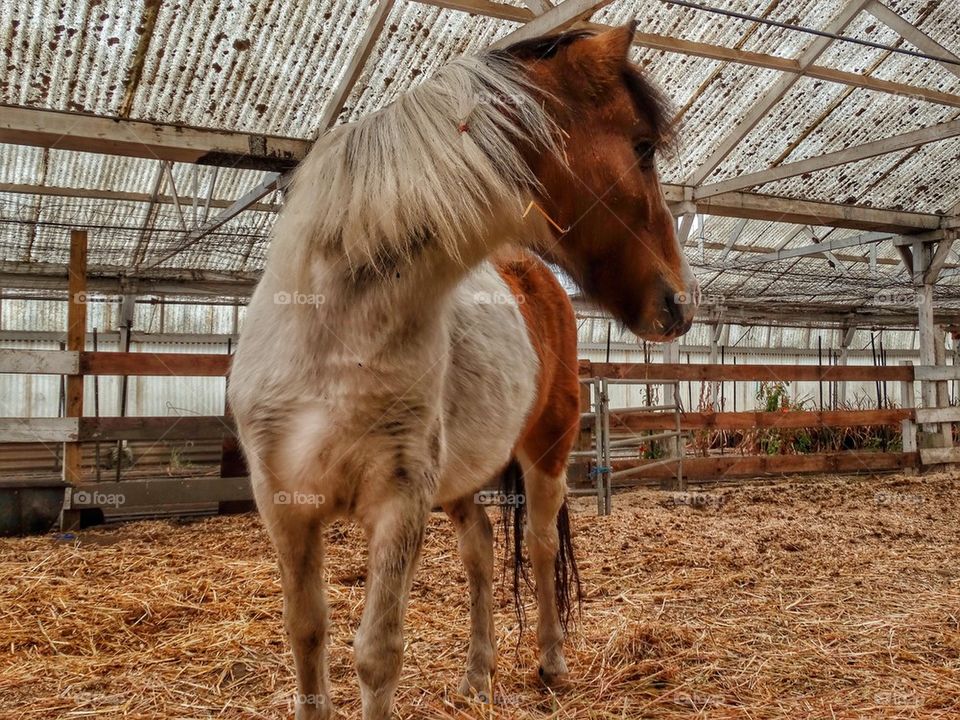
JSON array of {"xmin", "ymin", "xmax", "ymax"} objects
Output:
[{"xmin": 277, "ymin": 52, "xmax": 560, "ymax": 271}]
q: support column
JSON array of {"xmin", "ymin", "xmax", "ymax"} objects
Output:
[
  {"xmin": 912, "ymin": 238, "xmax": 952, "ymax": 452},
  {"xmin": 708, "ymin": 321, "xmax": 724, "ymax": 410},
  {"xmin": 60, "ymin": 230, "xmax": 88, "ymax": 530},
  {"xmin": 836, "ymin": 326, "xmax": 855, "ymax": 408}
]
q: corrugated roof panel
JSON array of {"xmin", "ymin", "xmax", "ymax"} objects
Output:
[
  {"xmin": 857, "ymin": 136, "xmax": 960, "ymax": 214},
  {"xmin": 670, "ymin": 62, "xmax": 784, "ymax": 181},
  {"xmin": 342, "ymin": 4, "xmax": 521, "ymax": 123},
  {"xmin": 0, "ymin": 0, "xmax": 142, "ymax": 113},
  {"xmin": 753, "ymin": 146, "xmax": 918, "ymax": 207},
  {"xmin": 128, "ymin": 0, "xmax": 377, "ymax": 137}
]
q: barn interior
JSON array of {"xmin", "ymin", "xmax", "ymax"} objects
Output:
[{"xmin": 1, "ymin": 1, "xmax": 959, "ymax": 716}]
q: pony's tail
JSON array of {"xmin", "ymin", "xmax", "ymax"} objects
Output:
[{"xmin": 499, "ymin": 457, "xmax": 582, "ymax": 638}]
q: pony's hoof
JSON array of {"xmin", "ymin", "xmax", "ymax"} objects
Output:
[
  {"xmin": 538, "ymin": 664, "xmax": 570, "ymax": 689},
  {"xmin": 457, "ymin": 674, "xmax": 494, "ymax": 703}
]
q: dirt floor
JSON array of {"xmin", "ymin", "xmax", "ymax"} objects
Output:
[{"xmin": 1, "ymin": 472, "xmax": 959, "ymax": 719}]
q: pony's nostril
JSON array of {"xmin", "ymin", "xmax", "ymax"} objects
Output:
[{"xmin": 665, "ymin": 292, "xmax": 685, "ymax": 325}]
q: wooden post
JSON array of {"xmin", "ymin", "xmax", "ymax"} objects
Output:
[
  {"xmin": 899, "ymin": 361, "xmax": 917, "ymax": 472},
  {"xmin": 60, "ymin": 230, "xmax": 88, "ymax": 530},
  {"xmin": 837, "ymin": 326, "xmax": 855, "ymax": 408}
]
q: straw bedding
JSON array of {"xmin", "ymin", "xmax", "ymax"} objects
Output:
[{"xmin": 1, "ymin": 472, "xmax": 958, "ymax": 719}]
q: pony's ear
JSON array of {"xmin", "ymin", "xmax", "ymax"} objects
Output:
[{"xmin": 566, "ymin": 23, "xmax": 635, "ymax": 79}]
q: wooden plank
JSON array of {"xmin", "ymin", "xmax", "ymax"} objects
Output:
[
  {"xmin": 63, "ymin": 230, "xmax": 88, "ymax": 490},
  {"xmin": 696, "ymin": 118, "xmax": 960, "ymax": 198},
  {"xmin": 81, "ymin": 351, "xmax": 231, "ymax": 376},
  {"xmin": 609, "ymin": 408, "xmax": 912, "ymax": 432},
  {"xmin": 491, "ymin": 0, "xmax": 612, "ymax": 48},
  {"xmin": 580, "ymin": 360, "xmax": 913, "ymax": 382},
  {"xmin": 914, "ymin": 407, "xmax": 960, "ymax": 424},
  {"xmin": 0, "ymin": 417, "xmax": 78, "ymax": 443},
  {"xmin": 78, "ymin": 416, "xmax": 236, "ymax": 442},
  {"xmin": 919, "ymin": 447, "xmax": 960, "ymax": 465},
  {"xmin": 0, "ymin": 105, "xmax": 309, "ymax": 171},
  {"xmin": 415, "ymin": 2, "xmax": 960, "ymax": 109},
  {"xmin": 611, "ymin": 451, "xmax": 917, "ymax": 482},
  {"xmin": 914, "ymin": 365, "xmax": 960, "ymax": 381},
  {"xmin": 0, "ymin": 349, "xmax": 78, "ymax": 375},
  {"xmin": 67, "ymin": 476, "xmax": 252, "ymax": 510}
]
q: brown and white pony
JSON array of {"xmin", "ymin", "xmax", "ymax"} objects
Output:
[{"xmin": 229, "ymin": 24, "xmax": 697, "ymax": 720}]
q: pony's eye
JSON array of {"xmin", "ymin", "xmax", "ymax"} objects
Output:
[{"xmin": 634, "ymin": 141, "xmax": 656, "ymax": 166}]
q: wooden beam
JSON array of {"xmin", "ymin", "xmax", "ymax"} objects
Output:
[
  {"xmin": 415, "ymin": 1, "xmax": 960, "ymax": 107},
  {"xmin": 80, "ymin": 351, "xmax": 231, "ymax": 377},
  {"xmin": 688, "ymin": 187, "xmax": 942, "ymax": 232},
  {"xmin": 62, "ymin": 230, "xmax": 88, "ymax": 517},
  {"xmin": 0, "ymin": 105, "xmax": 309, "ymax": 171},
  {"xmin": 736, "ymin": 231, "xmax": 894, "ymax": 265},
  {"xmin": 686, "ymin": 0, "xmax": 872, "ymax": 187},
  {"xmin": 610, "ymin": 451, "xmax": 917, "ymax": 482},
  {"xmin": 78, "ymin": 416, "xmax": 235, "ymax": 442},
  {"xmin": 0, "ymin": 417, "xmax": 79, "ymax": 443},
  {"xmin": 607, "ymin": 408, "xmax": 911, "ymax": 432},
  {"xmin": 136, "ymin": 171, "xmax": 291, "ymax": 270},
  {"xmin": 0, "ymin": 348, "xmax": 79, "ymax": 374},
  {"xmin": 0, "ymin": 182, "xmax": 280, "ymax": 213},
  {"xmin": 697, "ymin": 118, "xmax": 960, "ymax": 198},
  {"xmin": 924, "ymin": 230, "xmax": 957, "ymax": 284},
  {"xmin": 319, "ymin": 0, "xmax": 397, "ymax": 129},
  {"xmin": 66, "ymin": 476, "xmax": 252, "ymax": 510},
  {"xmin": 490, "ymin": 0, "xmax": 612, "ymax": 49},
  {"xmin": 867, "ymin": 1, "xmax": 960, "ymax": 80},
  {"xmin": 579, "ymin": 360, "xmax": 914, "ymax": 382}
]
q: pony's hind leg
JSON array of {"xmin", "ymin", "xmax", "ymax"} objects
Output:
[
  {"xmin": 255, "ymin": 484, "xmax": 334, "ymax": 719},
  {"xmin": 354, "ymin": 487, "xmax": 432, "ymax": 720},
  {"xmin": 443, "ymin": 494, "xmax": 496, "ymax": 700},
  {"xmin": 518, "ymin": 450, "xmax": 576, "ymax": 688}
]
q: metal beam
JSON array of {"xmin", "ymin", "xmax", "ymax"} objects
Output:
[
  {"xmin": 135, "ymin": 172, "xmax": 290, "ymax": 271},
  {"xmin": 0, "ymin": 180, "xmax": 280, "ymax": 212},
  {"xmin": 687, "ymin": 0, "xmax": 871, "ymax": 187},
  {"xmin": 318, "ymin": 0, "xmax": 397, "ymax": 129},
  {"xmin": 491, "ymin": 0, "xmax": 613, "ymax": 49},
  {"xmin": 0, "ymin": 105, "xmax": 309, "ymax": 171},
  {"xmin": 416, "ymin": 0, "xmax": 960, "ymax": 107},
  {"xmin": 684, "ymin": 186, "xmax": 942, "ymax": 232},
  {"xmin": 171, "ymin": 0, "xmax": 399, "ymax": 267},
  {"xmin": 924, "ymin": 230, "xmax": 958, "ymax": 284},
  {"xmin": 736, "ymin": 230, "xmax": 896, "ymax": 265},
  {"xmin": 867, "ymin": 1, "xmax": 960, "ymax": 80},
  {"xmin": 696, "ymin": 117, "xmax": 960, "ymax": 198}
]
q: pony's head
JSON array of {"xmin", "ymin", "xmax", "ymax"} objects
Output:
[{"xmin": 500, "ymin": 25, "xmax": 699, "ymax": 341}]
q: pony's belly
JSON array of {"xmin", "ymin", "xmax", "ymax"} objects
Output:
[{"xmin": 434, "ymin": 264, "xmax": 539, "ymax": 505}]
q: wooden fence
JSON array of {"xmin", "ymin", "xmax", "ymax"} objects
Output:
[
  {"xmin": 2, "ymin": 349, "xmax": 960, "ymax": 525},
  {"xmin": 576, "ymin": 359, "xmax": 960, "ymax": 495}
]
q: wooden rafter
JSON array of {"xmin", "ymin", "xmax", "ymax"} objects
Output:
[
  {"xmin": 696, "ymin": 117, "xmax": 960, "ymax": 198},
  {"xmin": 686, "ymin": 0, "xmax": 872, "ymax": 187}
]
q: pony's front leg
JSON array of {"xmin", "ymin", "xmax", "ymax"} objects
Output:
[
  {"xmin": 354, "ymin": 487, "xmax": 432, "ymax": 720},
  {"xmin": 257, "ymin": 490, "xmax": 335, "ymax": 720},
  {"xmin": 443, "ymin": 495, "xmax": 496, "ymax": 700},
  {"xmin": 520, "ymin": 456, "xmax": 570, "ymax": 687}
]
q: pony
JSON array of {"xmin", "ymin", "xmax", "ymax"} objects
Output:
[{"xmin": 228, "ymin": 23, "xmax": 698, "ymax": 720}]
